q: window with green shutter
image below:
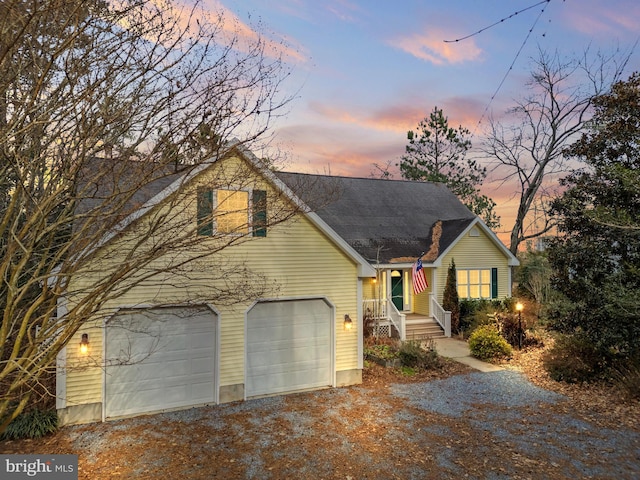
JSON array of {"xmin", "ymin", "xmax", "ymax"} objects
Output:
[
  {"xmin": 197, "ymin": 188, "xmax": 266, "ymax": 237},
  {"xmin": 252, "ymin": 189, "xmax": 267, "ymax": 237},
  {"xmin": 491, "ymin": 268, "xmax": 498, "ymax": 299},
  {"xmin": 197, "ymin": 187, "xmax": 213, "ymax": 236},
  {"xmin": 456, "ymin": 268, "xmax": 494, "ymax": 299}
]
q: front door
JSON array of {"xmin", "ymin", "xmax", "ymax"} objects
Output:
[{"xmin": 391, "ymin": 274, "xmax": 403, "ymax": 311}]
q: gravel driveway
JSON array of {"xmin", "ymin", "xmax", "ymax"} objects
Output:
[{"xmin": 3, "ymin": 369, "xmax": 639, "ymax": 479}]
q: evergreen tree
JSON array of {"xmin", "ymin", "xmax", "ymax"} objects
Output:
[
  {"xmin": 547, "ymin": 73, "xmax": 640, "ymax": 360},
  {"xmin": 399, "ymin": 107, "xmax": 499, "ymax": 229},
  {"xmin": 443, "ymin": 259, "xmax": 460, "ymax": 334}
]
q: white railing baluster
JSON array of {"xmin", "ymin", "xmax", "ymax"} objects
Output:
[
  {"xmin": 429, "ymin": 293, "xmax": 451, "ymax": 337},
  {"xmin": 363, "ymin": 298, "xmax": 406, "ymax": 339}
]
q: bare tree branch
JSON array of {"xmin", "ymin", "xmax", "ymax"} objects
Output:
[
  {"xmin": 483, "ymin": 46, "xmax": 634, "ymax": 254},
  {"xmin": 0, "ymin": 0, "xmax": 304, "ymax": 430}
]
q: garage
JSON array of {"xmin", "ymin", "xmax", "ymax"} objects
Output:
[
  {"xmin": 104, "ymin": 305, "xmax": 217, "ymax": 419},
  {"xmin": 246, "ymin": 298, "xmax": 333, "ymax": 398}
]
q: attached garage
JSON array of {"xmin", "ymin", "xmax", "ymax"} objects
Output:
[
  {"xmin": 246, "ymin": 298, "xmax": 334, "ymax": 398},
  {"xmin": 104, "ymin": 305, "xmax": 217, "ymax": 419}
]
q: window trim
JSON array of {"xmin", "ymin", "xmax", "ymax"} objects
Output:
[
  {"xmin": 196, "ymin": 187, "xmax": 267, "ymax": 238},
  {"xmin": 456, "ymin": 267, "xmax": 498, "ymax": 299}
]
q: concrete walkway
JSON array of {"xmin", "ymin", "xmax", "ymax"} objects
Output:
[{"xmin": 433, "ymin": 337, "xmax": 503, "ymax": 372}]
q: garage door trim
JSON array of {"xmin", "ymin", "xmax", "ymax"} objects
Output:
[
  {"xmin": 102, "ymin": 303, "xmax": 220, "ymax": 421},
  {"xmin": 244, "ymin": 296, "xmax": 335, "ymax": 399}
]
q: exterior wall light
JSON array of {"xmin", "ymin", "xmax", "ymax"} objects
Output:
[
  {"xmin": 343, "ymin": 314, "xmax": 353, "ymax": 331},
  {"xmin": 79, "ymin": 333, "xmax": 90, "ymax": 355}
]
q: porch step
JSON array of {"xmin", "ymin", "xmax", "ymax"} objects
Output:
[{"xmin": 405, "ymin": 318, "xmax": 446, "ymax": 340}]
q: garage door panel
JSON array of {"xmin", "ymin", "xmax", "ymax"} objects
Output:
[
  {"xmin": 105, "ymin": 306, "xmax": 216, "ymax": 419},
  {"xmin": 253, "ymin": 368, "xmax": 331, "ymax": 394},
  {"xmin": 246, "ymin": 299, "xmax": 332, "ymax": 398},
  {"xmin": 248, "ymin": 344, "xmax": 331, "ymax": 364}
]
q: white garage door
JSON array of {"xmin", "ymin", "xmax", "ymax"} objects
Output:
[
  {"xmin": 105, "ymin": 306, "xmax": 216, "ymax": 419},
  {"xmin": 246, "ymin": 298, "xmax": 333, "ymax": 398}
]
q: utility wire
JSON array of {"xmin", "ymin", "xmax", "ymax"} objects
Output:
[
  {"xmin": 444, "ymin": 0, "xmax": 551, "ymax": 43},
  {"xmin": 472, "ymin": 1, "xmax": 552, "ymax": 135}
]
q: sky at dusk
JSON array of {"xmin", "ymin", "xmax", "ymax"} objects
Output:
[{"xmin": 209, "ymin": 0, "xmax": 640, "ymax": 241}]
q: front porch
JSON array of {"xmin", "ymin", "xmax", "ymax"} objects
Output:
[{"xmin": 363, "ymin": 296, "xmax": 451, "ymax": 341}]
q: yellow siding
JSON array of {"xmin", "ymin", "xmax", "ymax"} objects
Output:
[
  {"xmin": 64, "ymin": 154, "xmax": 360, "ymax": 407},
  {"xmin": 437, "ymin": 227, "xmax": 512, "ymax": 303},
  {"xmin": 66, "ymin": 320, "xmax": 103, "ymax": 407},
  {"xmin": 412, "ymin": 280, "xmax": 432, "ymax": 315},
  {"xmin": 362, "ymin": 278, "xmax": 376, "ymax": 299}
]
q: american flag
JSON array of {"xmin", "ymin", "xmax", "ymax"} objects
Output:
[{"xmin": 412, "ymin": 258, "xmax": 428, "ymax": 294}]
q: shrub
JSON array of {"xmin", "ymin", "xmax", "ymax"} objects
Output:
[
  {"xmin": 542, "ymin": 334, "xmax": 606, "ymax": 383},
  {"xmin": 459, "ymin": 298, "xmax": 513, "ymax": 336},
  {"xmin": 611, "ymin": 358, "xmax": 640, "ymax": 400},
  {"xmin": 468, "ymin": 325, "xmax": 512, "ymax": 361},
  {"xmin": 1, "ymin": 408, "xmax": 58, "ymax": 440},
  {"xmin": 398, "ymin": 339, "xmax": 441, "ymax": 369},
  {"xmin": 364, "ymin": 343, "xmax": 398, "ymax": 361}
]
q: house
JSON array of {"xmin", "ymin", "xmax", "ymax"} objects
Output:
[
  {"xmin": 276, "ymin": 172, "xmax": 519, "ymax": 340},
  {"xmin": 56, "ymin": 144, "xmax": 517, "ymax": 425}
]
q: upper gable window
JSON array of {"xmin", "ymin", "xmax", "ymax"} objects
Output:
[
  {"xmin": 217, "ymin": 189, "xmax": 249, "ymax": 234},
  {"xmin": 197, "ymin": 188, "xmax": 267, "ymax": 237}
]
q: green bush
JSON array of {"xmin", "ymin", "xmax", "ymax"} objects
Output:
[
  {"xmin": 364, "ymin": 343, "xmax": 398, "ymax": 360},
  {"xmin": 398, "ymin": 339, "xmax": 441, "ymax": 369},
  {"xmin": 459, "ymin": 298, "xmax": 513, "ymax": 336},
  {"xmin": 1, "ymin": 408, "xmax": 58, "ymax": 440},
  {"xmin": 468, "ymin": 325, "xmax": 512, "ymax": 361},
  {"xmin": 542, "ymin": 334, "xmax": 606, "ymax": 383}
]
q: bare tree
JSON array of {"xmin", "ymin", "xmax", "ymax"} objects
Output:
[
  {"xmin": 0, "ymin": 0, "xmax": 300, "ymax": 431},
  {"xmin": 483, "ymin": 47, "xmax": 632, "ymax": 254}
]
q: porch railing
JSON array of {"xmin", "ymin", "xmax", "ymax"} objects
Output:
[
  {"xmin": 429, "ymin": 293, "xmax": 451, "ymax": 337},
  {"xmin": 388, "ymin": 301, "xmax": 406, "ymax": 340},
  {"xmin": 363, "ymin": 298, "xmax": 406, "ymax": 340}
]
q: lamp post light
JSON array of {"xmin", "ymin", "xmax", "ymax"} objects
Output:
[{"xmin": 516, "ymin": 302, "xmax": 524, "ymax": 350}]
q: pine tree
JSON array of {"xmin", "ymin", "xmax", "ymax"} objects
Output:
[{"xmin": 399, "ymin": 107, "xmax": 499, "ymax": 229}]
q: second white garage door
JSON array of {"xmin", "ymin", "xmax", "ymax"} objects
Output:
[
  {"xmin": 104, "ymin": 305, "xmax": 217, "ymax": 419},
  {"xmin": 246, "ymin": 298, "xmax": 333, "ymax": 398}
]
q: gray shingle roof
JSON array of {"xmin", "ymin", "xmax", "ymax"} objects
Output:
[
  {"xmin": 275, "ymin": 172, "xmax": 476, "ymax": 264},
  {"xmin": 74, "ymin": 157, "xmax": 186, "ymax": 233}
]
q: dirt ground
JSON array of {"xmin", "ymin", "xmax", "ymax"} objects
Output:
[{"xmin": 2, "ymin": 344, "xmax": 639, "ymax": 479}]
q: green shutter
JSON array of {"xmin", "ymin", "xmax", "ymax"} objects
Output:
[
  {"xmin": 252, "ymin": 189, "xmax": 267, "ymax": 237},
  {"xmin": 491, "ymin": 268, "xmax": 498, "ymax": 299},
  {"xmin": 197, "ymin": 188, "xmax": 213, "ymax": 236}
]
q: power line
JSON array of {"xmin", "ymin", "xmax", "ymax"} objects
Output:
[
  {"xmin": 442, "ymin": 1, "xmax": 556, "ymax": 136},
  {"xmin": 473, "ymin": 1, "xmax": 552, "ymax": 135},
  {"xmin": 443, "ymin": 0, "xmax": 551, "ymax": 44}
]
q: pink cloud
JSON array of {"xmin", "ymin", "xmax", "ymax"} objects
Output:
[
  {"xmin": 274, "ymin": 122, "xmax": 403, "ymax": 177},
  {"xmin": 325, "ymin": 0, "xmax": 361, "ymax": 23},
  {"xmin": 309, "ymin": 95, "xmax": 489, "ymax": 136},
  {"xmin": 154, "ymin": 0, "xmax": 308, "ymax": 64},
  {"xmin": 388, "ymin": 29, "xmax": 483, "ymax": 65},
  {"xmin": 562, "ymin": 0, "xmax": 640, "ymax": 36}
]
